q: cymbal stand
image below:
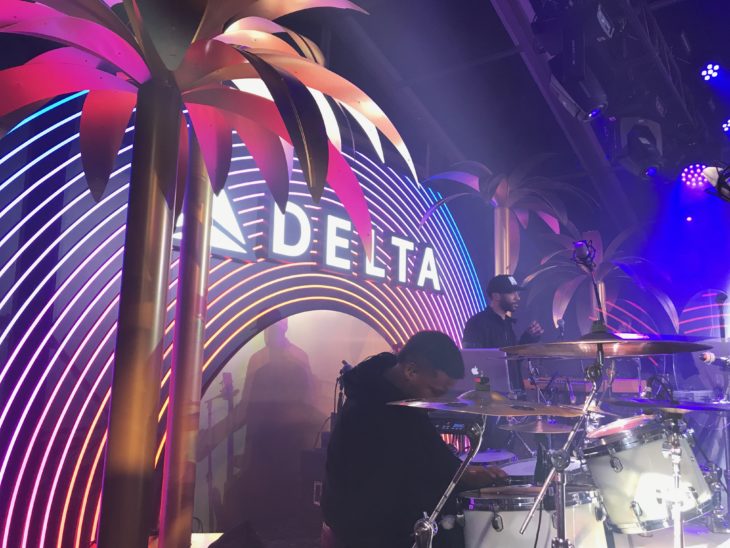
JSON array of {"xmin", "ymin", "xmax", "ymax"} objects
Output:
[
  {"xmin": 519, "ymin": 345, "xmax": 605, "ymax": 547},
  {"xmin": 413, "ymin": 415, "xmax": 488, "ymax": 548},
  {"xmin": 662, "ymin": 415, "xmax": 686, "ymax": 548},
  {"xmin": 709, "ymin": 369, "xmax": 730, "ymax": 532}
]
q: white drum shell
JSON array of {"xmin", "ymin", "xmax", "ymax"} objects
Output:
[
  {"xmin": 584, "ymin": 423, "xmax": 712, "ymax": 534},
  {"xmin": 462, "ymin": 497, "xmax": 607, "ymax": 548}
]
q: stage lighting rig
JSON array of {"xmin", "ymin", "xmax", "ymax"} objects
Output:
[
  {"xmin": 701, "ymin": 63, "xmax": 720, "ymax": 81},
  {"xmin": 703, "ymin": 165, "xmax": 730, "ymax": 201}
]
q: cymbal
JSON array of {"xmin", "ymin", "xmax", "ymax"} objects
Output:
[
  {"xmin": 561, "ymin": 403, "xmax": 620, "ymax": 418},
  {"xmin": 605, "ymin": 397, "xmax": 730, "ymax": 414},
  {"xmin": 389, "ymin": 393, "xmax": 584, "ymax": 418},
  {"xmin": 502, "ymin": 331, "xmax": 711, "ymax": 359},
  {"xmin": 499, "ymin": 419, "xmax": 576, "ymax": 434}
]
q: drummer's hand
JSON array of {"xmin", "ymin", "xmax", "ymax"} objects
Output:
[
  {"xmin": 483, "ymin": 466, "xmax": 508, "ymax": 486},
  {"xmin": 527, "ymin": 321, "xmax": 544, "ymax": 337},
  {"xmin": 460, "ymin": 465, "xmax": 508, "ymax": 490}
]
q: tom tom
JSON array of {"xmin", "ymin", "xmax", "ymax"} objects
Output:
[
  {"xmin": 458, "ymin": 485, "xmax": 608, "ymax": 548},
  {"xmin": 583, "ymin": 414, "xmax": 713, "ymax": 534}
]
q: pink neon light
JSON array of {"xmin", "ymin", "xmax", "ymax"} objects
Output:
[
  {"xmin": 51, "ymin": 357, "xmax": 112, "ymax": 547},
  {"xmin": 4, "ymin": 252, "xmax": 124, "ymax": 548},
  {"xmin": 22, "ymin": 295, "xmax": 120, "ymax": 548}
]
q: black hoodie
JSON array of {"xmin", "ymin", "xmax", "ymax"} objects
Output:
[{"xmin": 321, "ymin": 353, "xmax": 462, "ymax": 548}]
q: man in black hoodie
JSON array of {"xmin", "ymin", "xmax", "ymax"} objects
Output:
[{"xmin": 321, "ymin": 331, "xmax": 506, "ymax": 548}]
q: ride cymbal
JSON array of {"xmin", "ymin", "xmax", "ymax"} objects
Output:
[
  {"xmin": 605, "ymin": 397, "xmax": 730, "ymax": 414},
  {"xmin": 499, "ymin": 419, "xmax": 576, "ymax": 434},
  {"xmin": 389, "ymin": 394, "xmax": 584, "ymax": 417},
  {"xmin": 502, "ymin": 331, "xmax": 711, "ymax": 359}
]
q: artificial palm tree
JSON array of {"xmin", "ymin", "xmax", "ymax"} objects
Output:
[
  {"xmin": 422, "ymin": 156, "xmax": 588, "ymax": 275},
  {"xmin": 524, "ymin": 223, "xmax": 679, "ymax": 335},
  {"xmin": 0, "ymin": 2, "xmax": 415, "ymax": 545}
]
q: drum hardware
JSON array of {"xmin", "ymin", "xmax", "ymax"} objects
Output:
[
  {"xmin": 412, "ymin": 415, "xmax": 488, "ymax": 548},
  {"xmin": 661, "ymin": 415, "xmax": 687, "ymax": 548}
]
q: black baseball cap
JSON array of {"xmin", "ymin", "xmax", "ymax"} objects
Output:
[{"xmin": 486, "ymin": 274, "xmax": 524, "ymax": 294}]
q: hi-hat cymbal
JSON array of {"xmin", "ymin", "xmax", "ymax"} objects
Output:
[
  {"xmin": 605, "ymin": 397, "xmax": 730, "ymax": 414},
  {"xmin": 502, "ymin": 331, "xmax": 711, "ymax": 359},
  {"xmin": 499, "ymin": 418, "xmax": 576, "ymax": 434},
  {"xmin": 389, "ymin": 393, "xmax": 584, "ymax": 418}
]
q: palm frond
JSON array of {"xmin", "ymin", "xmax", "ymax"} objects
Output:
[
  {"xmin": 186, "ymin": 102, "xmax": 233, "ymax": 193},
  {"xmin": 80, "ymin": 89, "xmax": 137, "ymax": 199}
]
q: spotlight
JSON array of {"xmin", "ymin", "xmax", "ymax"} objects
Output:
[
  {"xmin": 681, "ymin": 163, "xmax": 708, "ymax": 189},
  {"xmin": 723, "ymin": 119, "xmax": 730, "ymax": 133},
  {"xmin": 686, "ymin": 216, "xmax": 693, "ymax": 222},
  {"xmin": 701, "ymin": 63, "xmax": 720, "ymax": 81}
]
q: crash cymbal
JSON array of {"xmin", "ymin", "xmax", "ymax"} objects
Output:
[
  {"xmin": 605, "ymin": 397, "xmax": 730, "ymax": 414},
  {"xmin": 499, "ymin": 418, "xmax": 576, "ymax": 434},
  {"xmin": 502, "ymin": 331, "xmax": 711, "ymax": 359},
  {"xmin": 389, "ymin": 393, "xmax": 584, "ymax": 418},
  {"xmin": 561, "ymin": 403, "xmax": 620, "ymax": 418}
]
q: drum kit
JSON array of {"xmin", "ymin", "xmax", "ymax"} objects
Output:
[{"xmin": 392, "ymin": 331, "xmax": 730, "ymax": 548}]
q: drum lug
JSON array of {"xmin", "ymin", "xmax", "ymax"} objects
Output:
[
  {"xmin": 607, "ymin": 447, "xmax": 623, "ymax": 473},
  {"xmin": 491, "ymin": 512, "xmax": 503, "ymax": 532},
  {"xmin": 631, "ymin": 500, "xmax": 648, "ymax": 531},
  {"xmin": 688, "ymin": 486, "xmax": 700, "ymax": 503}
]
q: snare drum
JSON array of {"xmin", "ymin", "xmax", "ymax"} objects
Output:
[
  {"xmin": 458, "ymin": 485, "xmax": 607, "ymax": 548},
  {"xmin": 502, "ymin": 457, "xmax": 584, "ymax": 486},
  {"xmin": 583, "ymin": 415, "xmax": 713, "ymax": 534},
  {"xmin": 461, "ymin": 449, "xmax": 517, "ymax": 468}
]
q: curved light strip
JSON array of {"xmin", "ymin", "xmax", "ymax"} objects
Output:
[{"xmin": 0, "ymin": 96, "xmax": 484, "ymax": 547}]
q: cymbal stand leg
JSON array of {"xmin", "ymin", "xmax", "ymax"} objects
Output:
[
  {"xmin": 663, "ymin": 418, "xmax": 685, "ymax": 548},
  {"xmin": 519, "ymin": 344, "xmax": 605, "ymax": 544},
  {"xmin": 709, "ymin": 411, "xmax": 730, "ymax": 532},
  {"xmin": 412, "ymin": 415, "xmax": 487, "ymax": 548}
]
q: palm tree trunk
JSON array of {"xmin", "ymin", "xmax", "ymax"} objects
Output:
[
  {"xmin": 98, "ymin": 79, "xmax": 181, "ymax": 548},
  {"xmin": 159, "ymin": 137, "xmax": 213, "ymax": 547},
  {"xmin": 494, "ymin": 205, "xmax": 511, "ymax": 275}
]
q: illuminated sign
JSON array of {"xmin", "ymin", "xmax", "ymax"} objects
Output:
[{"xmin": 0, "ymin": 95, "xmax": 485, "ymax": 547}]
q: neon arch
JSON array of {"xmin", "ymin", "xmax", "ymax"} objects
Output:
[{"xmin": 0, "ymin": 94, "xmax": 485, "ymax": 547}]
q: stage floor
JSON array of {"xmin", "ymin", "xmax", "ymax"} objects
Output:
[{"xmin": 611, "ymin": 523, "xmax": 730, "ymax": 547}]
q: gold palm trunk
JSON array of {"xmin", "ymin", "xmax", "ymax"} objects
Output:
[
  {"xmin": 98, "ymin": 79, "xmax": 182, "ymax": 548},
  {"xmin": 494, "ymin": 205, "xmax": 511, "ymax": 275},
  {"xmin": 159, "ymin": 138, "xmax": 213, "ymax": 547}
]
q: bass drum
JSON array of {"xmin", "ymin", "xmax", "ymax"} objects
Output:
[
  {"xmin": 583, "ymin": 415, "xmax": 713, "ymax": 534},
  {"xmin": 458, "ymin": 485, "xmax": 608, "ymax": 548}
]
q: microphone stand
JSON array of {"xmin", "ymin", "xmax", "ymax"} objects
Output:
[{"xmin": 519, "ymin": 240, "xmax": 608, "ymax": 547}]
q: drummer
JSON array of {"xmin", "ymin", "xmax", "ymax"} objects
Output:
[
  {"xmin": 321, "ymin": 331, "xmax": 508, "ymax": 548},
  {"xmin": 462, "ymin": 274, "xmax": 544, "ymax": 349}
]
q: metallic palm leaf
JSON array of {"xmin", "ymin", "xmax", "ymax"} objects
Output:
[
  {"xmin": 326, "ymin": 142, "xmax": 373, "ymax": 256},
  {"xmin": 246, "ymin": 0, "xmax": 367, "ymax": 20},
  {"xmin": 240, "ymin": 50, "xmax": 329, "ymax": 201},
  {"xmin": 80, "ymin": 89, "xmax": 137, "ymax": 200},
  {"xmin": 175, "ymin": 117, "xmax": 191, "ymax": 218},
  {"xmin": 232, "ymin": 116, "xmax": 291, "ymax": 212},
  {"xmin": 1, "ymin": 13, "xmax": 150, "ymax": 83},
  {"xmin": 259, "ymin": 53, "xmax": 417, "ymax": 181},
  {"xmin": 0, "ymin": 63, "xmax": 135, "ymax": 120},
  {"xmin": 186, "ymin": 102, "xmax": 233, "ymax": 194},
  {"xmin": 35, "ymin": 0, "xmax": 139, "ymax": 48}
]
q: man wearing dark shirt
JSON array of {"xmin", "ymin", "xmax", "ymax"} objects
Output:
[
  {"xmin": 462, "ymin": 274, "xmax": 544, "ymax": 349},
  {"xmin": 321, "ymin": 331, "xmax": 506, "ymax": 548}
]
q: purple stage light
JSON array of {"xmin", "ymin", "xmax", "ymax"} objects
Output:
[
  {"xmin": 723, "ymin": 119, "xmax": 730, "ymax": 133},
  {"xmin": 701, "ymin": 63, "xmax": 720, "ymax": 81},
  {"xmin": 686, "ymin": 216, "xmax": 693, "ymax": 222},
  {"xmin": 681, "ymin": 163, "xmax": 709, "ymax": 189}
]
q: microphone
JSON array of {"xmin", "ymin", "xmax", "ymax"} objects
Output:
[
  {"xmin": 700, "ymin": 352, "xmax": 730, "ymax": 368},
  {"xmin": 572, "ymin": 240, "xmax": 596, "ymax": 271},
  {"xmin": 557, "ymin": 318, "xmax": 565, "ymax": 340},
  {"xmin": 565, "ymin": 376, "xmax": 576, "ymax": 405}
]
